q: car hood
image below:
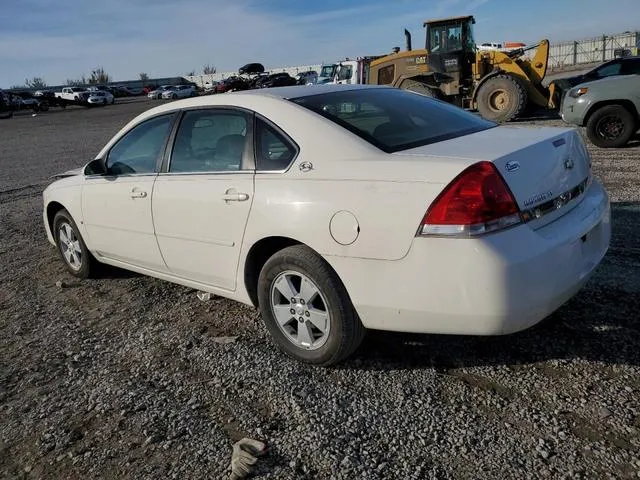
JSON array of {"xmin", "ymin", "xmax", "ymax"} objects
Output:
[
  {"xmin": 50, "ymin": 166, "xmax": 84, "ymax": 179},
  {"xmin": 573, "ymin": 74, "xmax": 640, "ymax": 89}
]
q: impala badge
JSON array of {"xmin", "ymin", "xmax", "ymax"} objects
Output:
[
  {"xmin": 299, "ymin": 161, "xmax": 313, "ymax": 173},
  {"xmin": 505, "ymin": 161, "xmax": 520, "ymax": 172}
]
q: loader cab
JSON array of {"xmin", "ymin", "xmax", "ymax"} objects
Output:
[{"xmin": 424, "ymin": 15, "xmax": 476, "ymax": 90}]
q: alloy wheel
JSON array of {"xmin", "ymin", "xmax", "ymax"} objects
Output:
[
  {"xmin": 270, "ymin": 271, "xmax": 331, "ymax": 350},
  {"xmin": 58, "ymin": 222, "xmax": 82, "ymax": 271}
]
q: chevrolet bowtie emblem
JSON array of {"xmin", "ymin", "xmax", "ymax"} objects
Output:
[{"xmin": 564, "ymin": 157, "xmax": 575, "ymax": 170}]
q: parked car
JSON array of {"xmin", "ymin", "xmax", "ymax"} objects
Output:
[
  {"xmin": 112, "ymin": 85, "xmax": 144, "ymax": 97},
  {"xmin": 259, "ymin": 73, "xmax": 298, "ymax": 88},
  {"xmin": 561, "ymin": 74, "xmax": 640, "ymax": 147},
  {"xmin": 0, "ymin": 89, "xmax": 13, "ymax": 118},
  {"xmin": 87, "ymin": 90, "xmax": 116, "ymax": 105},
  {"xmin": 215, "ymin": 76, "xmax": 249, "ymax": 93},
  {"xmin": 295, "ymin": 71, "xmax": 318, "ymax": 85},
  {"xmin": 42, "ymin": 85, "xmax": 610, "ymax": 365},
  {"xmin": 148, "ymin": 85, "xmax": 173, "ymax": 99},
  {"xmin": 554, "ymin": 56, "xmax": 640, "ymax": 98},
  {"xmin": 87, "ymin": 85, "xmax": 114, "ymax": 94},
  {"xmin": 33, "ymin": 90, "xmax": 66, "ymax": 109},
  {"xmin": 8, "ymin": 91, "xmax": 48, "ymax": 111},
  {"xmin": 238, "ymin": 63, "xmax": 265, "ymax": 75},
  {"xmin": 55, "ymin": 87, "xmax": 90, "ymax": 105},
  {"xmin": 161, "ymin": 85, "xmax": 197, "ymax": 99}
]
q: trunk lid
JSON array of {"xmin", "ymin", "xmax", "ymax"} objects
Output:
[{"xmin": 395, "ymin": 126, "xmax": 591, "ymax": 228}]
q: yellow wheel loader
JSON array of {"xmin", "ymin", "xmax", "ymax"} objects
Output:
[{"xmin": 366, "ymin": 15, "xmax": 559, "ymax": 122}]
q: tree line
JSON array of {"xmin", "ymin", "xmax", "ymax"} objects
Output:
[{"xmin": 10, "ymin": 64, "xmax": 218, "ymax": 90}]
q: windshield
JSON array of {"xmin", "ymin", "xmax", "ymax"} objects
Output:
[
  {"xmin": 291, "ymin": 88, "xmax": 495, "ymax": 153},
  {"xmin": 320, "ymin": 65, "xmax": 336, "ymax": 77}
]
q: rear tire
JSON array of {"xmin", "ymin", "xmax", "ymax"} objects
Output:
[
  {"xmin": 586, "ymin": 105, "xmax": 636, "ymax": 148},
  {"xmin": 257, "ymin": 245, "xmax": 365, "ymax": 366},
  {"xmin": 476, "ymin": 74, "xmax": 527, "ymax": 123},
  {"xmin": 53, "ymin": 210, "xmax": 98, "ymax": 279},
  {"xmin": 401, "ymin": 79, "xmax": 439, "ymax": 98}
]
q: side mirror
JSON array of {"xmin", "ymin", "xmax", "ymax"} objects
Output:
[{"xmin": 84, "ymin": 158, "xmax": 107, "ymax": 175}]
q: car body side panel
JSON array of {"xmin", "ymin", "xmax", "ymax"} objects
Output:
[
  {"xmin": 42, "ymin": 177, "xmax": 88, "ymax": 247},
  {"xmin": 243, "ymin": 174, "xmax": 444, "ymax": 261},
  {"xmin": 561, "ymin": 74, "xmax": 640, "ymax": 126}
]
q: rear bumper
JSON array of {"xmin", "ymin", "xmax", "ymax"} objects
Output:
[{"xmin": 326, "ymin": 179, "xmax": 611, "ymax": 335}]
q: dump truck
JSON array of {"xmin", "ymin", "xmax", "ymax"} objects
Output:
[{"xmin": 331, "ymin": 15, "xmax": 559, "ymax": 122}]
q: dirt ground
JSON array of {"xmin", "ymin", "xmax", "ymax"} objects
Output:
[{"xmin": 1, "ymin": 98, "xmax": 639, "ymax": 479}]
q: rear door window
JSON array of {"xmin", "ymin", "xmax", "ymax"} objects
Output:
[
  {"xmin": 621, "ymin": 58, "xmax": 640, "ymax": 75},
  {"xmin": 169, "ymin": 109, "xmax": 248, "ymax": 172},
  {"xmin": 255, "ymin": 118, "xmax": 297, "ymax": 171}
]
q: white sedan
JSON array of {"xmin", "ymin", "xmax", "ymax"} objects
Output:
[
  {"xmin": 161, "ymin": 85, "xmax": 197, "ymax": 99},
  {"xmin": 87, "ymin": 90, "xmax": 115, "ymax": 105},
  {"xmin": 42, "ymin": 85, "xmax": 611, "ymax": 365},
  {"xmin": 147, "ymin": 85, "xmax": 173, "ymax": 99}
]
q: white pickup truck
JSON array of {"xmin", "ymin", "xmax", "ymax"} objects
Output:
[{"xmin": 55, "ymin": 87, "xmax": 90, "ymax": 105}]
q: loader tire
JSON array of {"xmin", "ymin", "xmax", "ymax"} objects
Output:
[
  {"xmin": 401, "ymin": 79, "xmax": 439, "ymax": 99},
  {"xmin": 476, "ymin": 74, "xmax": 527, "ymax": 123}
]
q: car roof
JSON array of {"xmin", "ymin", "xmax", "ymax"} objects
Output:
[
  {"xmin": 116, "ymin": 84, "xmax": 392, "ymax": 139},
  {"xmin": 234, "ymin": 84, "xmax": 386, "ymax": 99}
]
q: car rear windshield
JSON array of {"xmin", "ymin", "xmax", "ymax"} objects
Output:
[{"xmin": 290, "ymin": 88, "xmax": 495, "ymax": 153}]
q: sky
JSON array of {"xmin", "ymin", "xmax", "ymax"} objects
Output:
[{"xmin": 1, "ymin": 0, "xmax": 639, "ymax": 88}]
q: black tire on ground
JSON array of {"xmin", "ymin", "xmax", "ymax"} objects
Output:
[
  {"xmin": 103, "ymin": 99, "xmax": 107, "ymax": 105},
  {"xmin": 476, "ymin": 74, "xmax": 527, "ymax": 123},
  {"xmin": 400, "ymin": 79, "xmax": 439, "ymax": 98},
  {"xmin": 586, "ymin": 104, "xmax": 637, "ymax": 148},
  {"xmin": 172, "ymin": 93, "xmax": 178, "ymax": 99},
  {"xmin": 257, "ymin": 245, "xmax": 366, "ymax": 366},
  {"xmin": 53, "ymin": 209, "xmax": 98, "ymax": 279}
]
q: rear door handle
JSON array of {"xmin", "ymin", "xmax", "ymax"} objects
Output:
[
  {"xmin": 222, "ymin": 191, "xmax": 249, "ymax": 202},
  {"xmin": 130, "ymin": 189, "xmax": 147, "ymax": 199}
]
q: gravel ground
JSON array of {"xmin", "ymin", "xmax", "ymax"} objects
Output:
[{"xmin": 1, "ymin": 98, "xmax": 639, "ymax": 480}]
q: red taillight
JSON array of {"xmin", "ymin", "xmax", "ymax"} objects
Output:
[{"xmin": 419, "ymin": 161, "xmax": 521, "ymax": 236}]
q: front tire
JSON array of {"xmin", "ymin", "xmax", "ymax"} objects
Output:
[
  {"xmin": 257, "ymin": 245, "xmax": 365, "ymax": 366},
  {"xmin": 476, "ymin": 74, "xmax": 527, "ymax": 123},
  {"xmin": 53, "ymin": 210, "xmax": 97, "ymax": 279},
  {"xmin": 586, "ymin": 105, "xmax": 636, "ymax": 148}
]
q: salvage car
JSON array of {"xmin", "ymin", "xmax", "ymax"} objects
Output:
[
  {"xmin": 562, "ymin": 74, "xmax": 640, "ymax": 147},
  {"xmin": 42, "ymin": 85, "xmax": 611, "ymax": 365},
  {"xmin": 215, "ymin": 76, "xmax": 249, "ymax": 93},
  {"xmin": 0, "ymin": 89, "xmax": 13, "ymax": 118},
  {"xmin": 161, "ymin": 85, "xmax": 197, "ymax": 99},
  {"xmin": 147, "ymin": 85, "xmax": 173, "ymax": 99},
  {"xmin": 87, "ymin": 90, "xmax": 116, "ymax": 105}
]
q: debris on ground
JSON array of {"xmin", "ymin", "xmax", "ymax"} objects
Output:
[{"xmin": 229, "ymin": 438, "xmax": 268, "ymax": 479}]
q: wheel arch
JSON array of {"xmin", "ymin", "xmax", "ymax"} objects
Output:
[
  {"xmin": 46, "ymin": 201, "xmax": 67, "ymax": 240},
  {"xmin": 583, "ymin": 99, "xmax": 639, "ymax": 128},
  {"xmin": 242, "ymin": 236, "xmax": 352, "ymax": 309},
  {"xmin": 243, "ymin": 236, "xmax": 302, "ymax": 307}
]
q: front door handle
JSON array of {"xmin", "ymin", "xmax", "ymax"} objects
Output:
[
  {"xmin": 130, "ymin": 189, "xmax": 147, "ymax": 199},
  {"xmin": 222, "ymin": 190, "xmax": 249, "ymax": 202}
]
